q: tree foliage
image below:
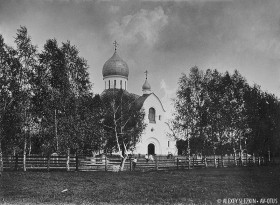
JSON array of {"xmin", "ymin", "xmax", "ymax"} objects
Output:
[
  {"xmin": 173, "ymin": 67, "xmax": 280, "ymax": 158},
  {"xmin": 99, "ymin": 89, "xmax": 146, "ymax": 170},
  {"xmin": 0, "ymin": 27, "xmax": 102, "ymax": 165}
]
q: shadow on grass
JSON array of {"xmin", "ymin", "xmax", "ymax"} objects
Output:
[{"xmin": 0, "ymin": 166, "xmax": 280, "ymax": 204}]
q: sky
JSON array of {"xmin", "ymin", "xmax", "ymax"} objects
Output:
[{"xmin": 1, "ymin": 0, "xmax": 280, "ymax": 118}]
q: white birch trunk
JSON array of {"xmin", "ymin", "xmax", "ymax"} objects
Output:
[
  {"xmin": 120, "ymin": 155, "xmax": 128, "ymax": 171},
  {"xmin": 66, "ymin": 148, "xmax": 70, "ymax": 171},
  {"xmin": 23, "ymin": 137, "xmax": 27, "ymax": 172}
]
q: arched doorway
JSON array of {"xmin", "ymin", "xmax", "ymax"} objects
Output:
[{"xmin": 148, "ymin": 143, "xmax": 155, "ymax": 155}]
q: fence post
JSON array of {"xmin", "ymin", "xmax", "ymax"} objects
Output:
[
  {"xmin": 75, "ymin": 151, "xmax": 79, "ymax": 171},
  {"xmin": 204, "ymin": 157, "xmax": 207, "ymax": 168},
  {"xmin": 253, "ymin": 153, "xmax": 255, "ymax": 165},
  {"xmin": 192, "ymin": 157, "xmax": 195, "ymax": 168},
  {"xmin": 245, "ymin": 153, "xmax": 248, "ymax": 166},
  {"xmin": 130, "ymin": 157, "xmax": 132, "ymax": 171},
  {"xmin": 233, "ymin": 152, "xmax": 237, "ymax": 166},
  {"xmin": 258, "ymin": 157, "xmax": 260, "ymax": 166},
  {"xmin": 47, "ymin": 155, "xmax": 50, "ymax": 172},
  {"xmin": 0, "ymin": 152, "xmax": 3, "ymax": 172},
  {"xmin": 155, "ymin": 157, "xmax": 158, "ymax": 171},
  {"xmin": 217, "ymin": 158, "xmax": 220, "ymax": 168},
  {"xmin": 105, "ymin": 156, "xmax": 107, "ymax": 171},
  {"xmin": 177, "ymin": 158, "xmax": 179, "ymax": 170},
  {"xmin": 14, "ymin": 154, "xmax": 18, "ymax": 171},
  {"xmin": 214, "ymin": 155, "xmax": 217, "ymax": 168}
]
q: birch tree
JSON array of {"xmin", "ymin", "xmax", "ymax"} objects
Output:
[
  {"xmin": 100, "ymin": 89, "xmax": 146, "ymax": 171},
  {"xmin": 14, "ymin": 26, "xmax": 38, "ymax": 171}
]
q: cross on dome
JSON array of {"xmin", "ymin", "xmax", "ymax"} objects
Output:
[
  {"xmin": 145, "ymin": 70, "xmax": 148, "ymax": 80},
  {"xmin": 113, "ymin": 40, "xmax": 118, "ymax": 52}
]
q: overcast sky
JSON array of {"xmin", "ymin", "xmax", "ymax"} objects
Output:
[{"xmin": 1, "ymin": 0, "xmax": 280, "ymax": 117}]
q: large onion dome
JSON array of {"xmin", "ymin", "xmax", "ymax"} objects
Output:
[{"xmin": 102, "ymin": 51, "xmax": 129, "ymax": 78}]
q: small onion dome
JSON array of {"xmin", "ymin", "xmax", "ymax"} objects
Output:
[
  {"xmin": 142, "ymin": 79, "xmax": 151, "ymax": 91},
  {"xmin": 102, "ymin": 51, "xmax": 129, "ymax": 78}
]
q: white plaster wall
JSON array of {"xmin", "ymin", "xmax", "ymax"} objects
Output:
[{"xmin": 134, "ymin": 93, "xmax": 177, "ymax": 155}]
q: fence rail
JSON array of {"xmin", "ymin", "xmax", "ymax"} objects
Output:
[{"xmin": 1, "ymin": 154, "xmax": 273, "ymax": 172}]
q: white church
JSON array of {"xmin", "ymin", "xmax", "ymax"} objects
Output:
[{"xmin": 101, "ymin": 43, "xmax": 177, "ymax": 156}]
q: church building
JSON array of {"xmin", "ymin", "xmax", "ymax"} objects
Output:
[{"xmin": 101, "ymin": 42, "xmax": 177, "ymax": 156}]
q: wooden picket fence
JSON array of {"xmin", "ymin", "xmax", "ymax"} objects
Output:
[
  {"xmin": 2, "ymin": 154, "xmax": 78, "ymax": 171},
  {"xmin": 2, "ymin": 154, "xmax": 269, "ymax": 172}
]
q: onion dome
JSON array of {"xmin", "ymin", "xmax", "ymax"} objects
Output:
[
  {"xmin": 142, "ymin": 70, "xmax": 152, "ymax": 94},
  {"xmin": 102, "ymin": 51, "xmax": 129, "ymax": 78},
  {"xmin": 142, "ymin": 79, "xmax": 151, "ymax": 91}
]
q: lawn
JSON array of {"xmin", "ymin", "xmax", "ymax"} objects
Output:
[{"xmin": 0, "ymin": 166, "xmax": 280, "ymax": 204}]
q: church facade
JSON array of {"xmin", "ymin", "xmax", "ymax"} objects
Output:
[{"xmin": 101, "ymin": 45, "xmax": 177, "ymax": 156}]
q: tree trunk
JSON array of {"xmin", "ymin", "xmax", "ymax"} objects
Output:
[
  {"xmin": 213, "ymin": 149, "xmax": 217, "ymax": 168},
  {"xmin": 0, "ymin": 141, "xmax": 3, "ymax": 173},
  {"xmin": 233, "ymin": 149, "xmax": 237, "ymax": 166},
  {"xmin": 23, "ymin": 137, "xmax": 27, "ymax": 172},
  {"xmin": 119, "ymin": 155, "xmax": 128, "ymax": 171},
  {"xmin": 66, "ymin": 148, "xmax": 70, "ymax": 171},
  {"xmin": 187, "ymin": 150, "xmax": 190, "ymax": 170},
  {"xmin": 240, "ymin": 150, "xmax": 243, "ymax": 166},
  {"xmin": 28, "ymin": 136, "xmax": 32, "ymax": 155}
]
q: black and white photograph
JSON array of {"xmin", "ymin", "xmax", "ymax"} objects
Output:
[{"xmin": 0, "ymin": 0, "xmax": 279, "ymax": 204}]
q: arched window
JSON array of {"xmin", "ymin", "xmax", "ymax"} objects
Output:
[{"xmin": 148, "ymin": 107, "xmax": 156, "ymax": 123}]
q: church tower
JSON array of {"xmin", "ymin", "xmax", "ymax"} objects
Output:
[
  {"xmin": 100, "ymin": 42, "xmax": 177, "ymax": 156},
  {"xmin": 102, "ymin": 41, "xmax": 129, "ymax": 90}
]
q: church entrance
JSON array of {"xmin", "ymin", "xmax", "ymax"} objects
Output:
[{"xmin": 148, "ymin": 143, "xmax": 155, "ymax": 155}]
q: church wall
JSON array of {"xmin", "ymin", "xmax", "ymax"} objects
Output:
[{"xmin": 134, "ymin": 94, "xmax": 177, "ymax": 156}]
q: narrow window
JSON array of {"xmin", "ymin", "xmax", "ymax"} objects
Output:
[
  {"xmin": 168, "ymin": 141, "xmax": 170, "ymax": 147},
  {"xmin": 114, "ymin": 80, "xmax": 116, "ymax": 89},
  {"xmin": 109, "ymin": 80, "xmax": 110, "ymax": 89},
  {"xmin": 120, "ymin": 80, "xmax": 122, "ymax": 89},
  {"xmin": 148, "ymin": 108, "xmax": 156, "ymax": 123},
  {"xmin": 159, "ymin": 115, "xmax": 161, "ymax": 120},
  {"xmin": 125, "ymin": 81, "xmax": 127, "ymax": 90}
]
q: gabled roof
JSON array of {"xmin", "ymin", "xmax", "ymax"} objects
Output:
[
  {"xmin": 134, "ymin": 93, "xmax": 166, "ymax": 112},
  {"xmin": 100, "ymin": 89, "xmax": 165, "ymax": 112},
  {"xmin": 134, "ymin": 94, "xmax": 151, "ymax": 110}
]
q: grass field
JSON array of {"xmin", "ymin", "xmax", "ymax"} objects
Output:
[{"xmin": 0, "ymin": 166, "xmax": 280, "ymax": 205}]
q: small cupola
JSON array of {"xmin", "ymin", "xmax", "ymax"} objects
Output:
[{"xmin": 142, "ymin": 70, "xmax": 152, "ymax": 94}]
